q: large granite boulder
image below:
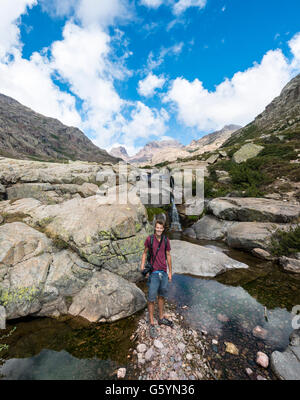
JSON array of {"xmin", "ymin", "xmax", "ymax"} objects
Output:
[
  {"xmin": 0, "ymin": 194, "xmax": 152, "ymax": 282},
  {"xmin": 170, "ymin": 240, "xmax": 248, "ymax": 277},
  {"xmin": 226, "ymin": 222, "xmax": 295, "ymax": 251},
  {"xmin": 0, "ymin": 222, "xmax": 146, "ymax": 322},
  {"xmin": 271, "ymin": 329, "xmax": 300, "ymax": 380},
  {"xmin": 191, "ymin": 215, "xmax": 238, "ymax": 240},
  {"xmin": 207, "ymin": 197, "xmax": 300, "ymax": 223},
  {"xmin": 68, "ymin": 270, "xmax": 146, "ymax": 322},
  {"xmin": 232, "ymin": 143, "xmax": 264, "ymax": 163}
]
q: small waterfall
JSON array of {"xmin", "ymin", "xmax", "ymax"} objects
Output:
[{"xmin": 169, "ymin": 188, "xmax": 182, "ymax": 232}]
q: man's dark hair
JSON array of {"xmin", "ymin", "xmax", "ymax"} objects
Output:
[{"xmin": 155, "ymin": 219, "xmax": 165, "ymax": 227}]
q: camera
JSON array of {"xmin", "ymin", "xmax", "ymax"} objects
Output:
[{"xmin": 142, "ymin": 262, "xmax": 153, "ymax": 276}]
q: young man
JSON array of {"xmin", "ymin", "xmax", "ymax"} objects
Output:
[{"xmin": 140, "ymin": 218, "xmax": 173, "ymax": 338}]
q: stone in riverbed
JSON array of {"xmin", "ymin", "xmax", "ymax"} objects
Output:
[
  {"xmin": 252, "ymin": 326, "xmax": 268, "ymax": 339},
  {"xmin": 137, "ymin": 343, "xmax": 147, "ymax": 353},
  {"xmin": 117, "ymin": 368, "xmax": 126, "ymax": 379},
  {"xmin": 217, "ymin": 313, "xmax": 229, "ymax": 322},
  {"xmin": 169, "ymin": 371, "xmax": 179, "ymax": 380},
  {"xmin": 279, "ymin": 256, "xmax": 300, "ymax": 273},
  {"xmin": 271, "ymin": 329, "xmax": 300, "ymax": 380},
  {"xmin": 225, "ymin": 342, "xmax": 239, "ymax": 355},
  {"xmin": 245, "ymin": 368, "xmax": 253, "ymax": 376},
  {"xmin": 177, "ymin": 342, "xmax": 186, "ymax": 352},
  {"xmin": 154, "ymin": 339, "xmax": 164, "ymax": 350},
  {"xmin": 256, "ymin": 351, "xmax": 269, "ymax": 368},
  {"xmin": 145, "ymin": 347, "xmax": 156, "ymax": 362}
]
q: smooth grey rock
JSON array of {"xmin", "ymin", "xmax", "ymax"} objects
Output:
[
  {"xmin": 207, "ymin": 197, "xmax": 300, "ymax": 223},
  {"xmin": 0, "ymin": 306, "xmax": 6, "ymax": 329},
  {"xmin": 271, "ymin": 329, "xmax": 300, "ymax": 380},
  {"xmin": 145, "ymin": 347, "xmax": 156, "ymax": 362},
  {"xmin": 226, "ymin": 222, "xmax": 295, "ymax": 251},
  {"xmin": 137, "ymin": 344, "xmax": 147, "ymax": 353},
  {"xmin": 171, "ymin": 239, "xmax": 248, "ymax": 277},
  {"xmin": 206, "ymin": 154, "xmax": 220, "ymax": 164},
  {"xmin": 68, "ymin": 270, "xmax": 146, "ymax": 322},
  {"xmin": 232, "ymin": 143, "xmax": 264, "ymax": 163},
  {"xmin": 182, "ymin": 227, "xmax": 196, "ymax": 239},
  {"xmin": 271, "ymin": 348, "xmax": 300, "ymax": 380},
  {"xmin": 279, "ymin": 256, "xmax": 300, "ymax": 273},
  {"xmin": 192, "ymin": 215, "xmax": 237, "ymax": 240}
]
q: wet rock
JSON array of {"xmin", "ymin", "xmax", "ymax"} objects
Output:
[
  {"xmin": 251, "ymin": 248, "xmax": 274, "ymax": 261},
  {"xmin": 145, "ymin": 347, "xmax": 156, "ymax": 362},
  {"xmin": 246, "ymin": 368, "xmax": 253, "ymax": 376},
  {"xmin": 279, "ymin": 256, "xmax": 300, "ymax": 273},
  {"xmin": 225, "ymin": 342, "xmax": 239, "ymax": 355},
  {"xmin": 252, "ymin": 326, "xmax": 268, "ymax": 339},
  {"xmin": 169, "ymin": 371, "xmax": 179, "ymax": 380},
  {"xmin": 271, "ymin": 329, "xmax": 300, "ymax": 380},
  {"xmin": 177, "ymin": 342, "xmax": 186, "ymax": 352},
  {"xmin": 117, "ymin": 368, "xmax": 126, "ymax": 379},
  {"xmin": 137, "ymin": 344, "xmax": 147, "ymax": 353},
  {"xmin": 154, "ymin": 339, "xmax": 164, "ymax": 350},
  {"xmin": 256, "ymin": 352, "xmax": 269, "ymax": 368},
  {"xmin": 256, "ymin": 375, "xmax": 267, "ymax": 380},
  {"xmin": 183, "ymin": 228, "xmax": 196, "ymax": 239},
  {"xmin": 212, "ymin": 339, "xmax": 218, "ymax": 345},
  {"xmin": 217, "ymin": 313, "xmax": 229, "ymax": 323}
]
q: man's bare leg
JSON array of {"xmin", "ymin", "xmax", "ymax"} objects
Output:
[
  {"xmin": 148, "ymin": 301, "xmax": 155, "ymax": 325},
  {"xmin": 158, "ymin": 296, "xmax": 165, "ymax": 320}
]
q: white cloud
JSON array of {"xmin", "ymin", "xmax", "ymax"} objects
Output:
[
  {"xmin": 39, "ymin": 0, "xmax": 74, "ymax": 18},
  {"xmin": 0, "ymin": 0, "xmax": 168, "ymax": 153},
  {"xmin": 173, "ymin": 0, "xmax": 207, "ymax": 15},
  {"xmin": 289, "ymin": 32, "xmax": 300, "ymax": 71},
  {"xmin": 166, "ymin": 36, "xmax": 300, "ymax": 131},
  {"xmin": 0, "ymin": 51, "xmax": 81, "ymax": 127},
  {"xmin": 138, "ymin": 73, "xmax": 166, "ymax": 97},
  {"xmin": 75, "ymin": 0, "xmax": 133, "ymax": 28},
  {"xmin": 140, "ymin": 0, "xmax": 163, "ymax": 8},
  {"xmin": 121, "ymin": 102, "xmax": 169, "ymax": 142},
  {"xmin": 0, "ymin": 0, "xmax": 37, "ymax": 60},
  {"xmin": 146, "ymin": 42, "xmax": 184, "ymax": 71}
]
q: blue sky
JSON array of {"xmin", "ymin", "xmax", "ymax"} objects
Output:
[{"xmin": 0, "ymin": 0, "xmax": 300, "ymax": 155}]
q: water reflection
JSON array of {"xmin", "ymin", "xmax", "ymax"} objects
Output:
[
  {"xmin": 168, "ymin": 274, "xmax": 295, "ymax": 351},
  {"xmin": 0, "ymin": 349, "xmax": 118, "ymax": 380}
]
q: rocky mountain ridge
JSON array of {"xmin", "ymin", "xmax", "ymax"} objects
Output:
[{"xmin": 0, "ymin": 93, "xmax": 120, "ymax": 164}]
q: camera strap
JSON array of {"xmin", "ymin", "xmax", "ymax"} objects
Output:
[{"xmin": 150, "ymin": 234, "xmax": 164, "ymax": 269}]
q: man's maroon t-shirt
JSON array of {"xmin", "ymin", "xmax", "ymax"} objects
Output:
[{"xmin": 144, "ymin": 235, "xmax": 171, "ymax": 272}]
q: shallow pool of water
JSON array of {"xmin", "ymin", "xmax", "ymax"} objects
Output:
[
  {"xmin": 0, "ymin": 313, "xmax": 141, "ymax": 380},
  {"xmin": 166, "ymin": 233, "xmax": 300, "ymax": 379}
]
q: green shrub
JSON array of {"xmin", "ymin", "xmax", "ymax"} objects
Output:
[{"xmin": 269, "ymin": 224, "xmax": 300, "ymax": 257}]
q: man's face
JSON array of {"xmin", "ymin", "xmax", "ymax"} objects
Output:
[{"xmin": 155, "ymin": 223, "xmax": 164, "ymax": 236}]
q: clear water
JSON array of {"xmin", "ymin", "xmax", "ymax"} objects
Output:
[
  {"xmin": 166, "ymin": 234, "xmax": 300, "ymax": 379},
  {"xmin": 0, "ymin": 314, "xmax": 140, "ymax": 380}
]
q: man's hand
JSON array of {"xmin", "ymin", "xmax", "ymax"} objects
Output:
[{"xmin": 168, "ymin": 272, "xmax": 172, "ymax": 282}]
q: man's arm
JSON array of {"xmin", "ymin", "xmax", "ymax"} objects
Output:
[
  {"xmin": 166, "ymin": 250, "xmax": 172, "ymax": 281},
  {"xmin": 140, "ymin": 246, "xmax": 148, "ymax": 272}
]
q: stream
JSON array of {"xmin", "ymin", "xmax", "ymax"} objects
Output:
[{"xmin": 0, "ymin": 233, "xmax": 299, "ymax": 380}]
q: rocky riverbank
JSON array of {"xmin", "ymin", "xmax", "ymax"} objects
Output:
[
  {"xmin": 129, "ymin": 302, "xmax": 214, "ymax": 380},
  {"xmin": 125, "ymin": 300, "xmax": 281, "ymax": 380}
]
